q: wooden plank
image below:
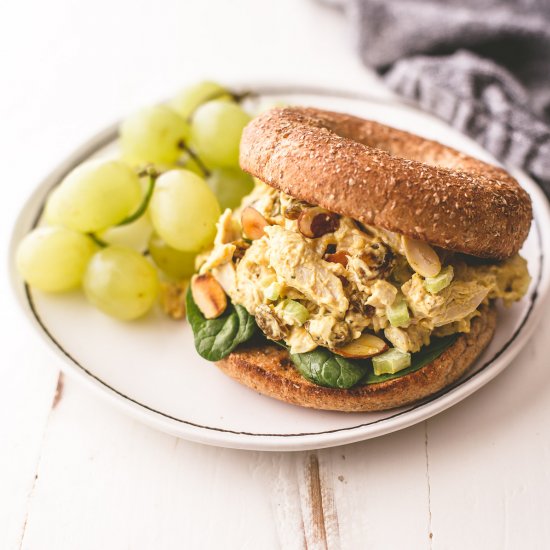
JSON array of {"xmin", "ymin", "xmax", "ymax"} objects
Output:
[
  {"xmin": 18, "ymin": 377, "xmax": 280, "ymax": 550},
  {"xmin": 428, "ymin": 307, "xmax": 550, "ymax": 549},
  {"xmin": 0, "ymin": 312, "xmax": 60, "ymax": 550},
  {"xmin": 304, "ymin": 454, "xmax": 328, "ymax": 548},
  {"xmin": 265, "ymin": 426, "xmax": 430, "ymax": 550},
  {"xmin": 268, "ymin": 454, "xmax": 308, "ymax": 549},
  {"xmin": 325, "ymin": 424, "xmax": 431, "ymax": 549},
  {"xmin": 296, "ymin": 453, "xmax": 340, "ymax": 550},
  {"xmin": 316, "ymin": 453, "xmax": 341, "ymax": 549}
]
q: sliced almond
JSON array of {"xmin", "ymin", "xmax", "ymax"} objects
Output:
[
  {"xmin": 325, "ymin": 250, "xmax": 349, "ymax": 267},
  {"xmin": 332, "ymin": 333, "xmax": 388, "ymax": 359},
  {"xmin": 191, "ymin": 273, "xmax": 227, "ymax": 319},
  {"xmin": 241, "ymin": 206, "xmax": 268, "ymax": 240},
  {"xmin": 298, "ymin": 207, "xmax": 340, "ymax": 238},
  {"xmin": 402, "ymin": 235, "xmax": 441, "ymax": 278}
]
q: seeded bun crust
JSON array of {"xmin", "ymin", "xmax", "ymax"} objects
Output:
[
  {"xmin": 216, "ymin": 306, "xmax": 496, "ymax": 412},
  {"xmin": 240, "ymin": 107, "xmax": 532, "ymax": 259}
]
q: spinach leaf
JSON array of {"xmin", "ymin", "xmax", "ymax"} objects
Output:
[
  {"xmin": 290, "ymin": 334, "xmax": 458, "ymax": 389},
  {"xmin": 186, "ymin": 288, "xmax": 257, "ymax": 361},
  {"xmin": 362, "ymin": 334, "xmax": 458, "ymax": 384},
  {"xmin": 290, "ymin": 348, "xmax": 369, "ymax": 389}
]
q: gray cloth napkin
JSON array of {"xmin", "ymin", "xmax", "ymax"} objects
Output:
[{"xmin": 324, "ymin": 0, "xmax": 550, "ymax": 198}]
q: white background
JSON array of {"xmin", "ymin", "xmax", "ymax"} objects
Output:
[{"xmin": 2, "ymin": 1, "xmax": 550, "ymax": 548}]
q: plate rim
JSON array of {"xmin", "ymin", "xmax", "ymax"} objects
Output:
[{"xmin": 9, "ymin": 86, "xmax": 550, "ymax": 451}]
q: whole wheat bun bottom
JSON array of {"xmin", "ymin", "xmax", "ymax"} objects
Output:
[{"xmin": 216, "ymin": 306, "xmax": 497, "ymax": 412}]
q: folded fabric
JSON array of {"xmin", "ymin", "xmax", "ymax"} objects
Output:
[{"xmin": 323, "ymin": 0, "xmax": 550, "ymax": 198}]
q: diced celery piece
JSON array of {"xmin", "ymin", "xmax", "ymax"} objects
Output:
[
  {"xmin": 372, "ymin": 348, "xmax": 412, "ymax": 375},
  {"xmin": 264, "ymin": 282, "xmax": 281, "ymax": 301},
  {"xmin": 387, "ymin": 299, "xmax": 410, "ymax": 327},
  {"xmin": 279, "ymin": 299, "xmax": 309, "ymax": 326},
  {"xmin": 424, "ymin": 265, "xmax": 454, "ymax": 294}
]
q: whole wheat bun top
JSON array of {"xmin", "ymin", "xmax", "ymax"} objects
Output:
[{"xmin": 239, "ymin": 107, "xmax": 532, "ymax": 259}]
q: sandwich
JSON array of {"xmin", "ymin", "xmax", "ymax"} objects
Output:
[{"xmin": 187, "ymin": 107, "xmax": 532, "ymax": 411}]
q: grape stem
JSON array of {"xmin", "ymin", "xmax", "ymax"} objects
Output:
[
  {"xmin": 88, "ymin": 233, "xmax": 108, "ymax": 248},
  {"xmin": 117, "ymin": 174, "xmax": 156, "ymax": 226},
  {"xmin": 178, "ymin": 142, "xmax": 211, "ymax": 178}
]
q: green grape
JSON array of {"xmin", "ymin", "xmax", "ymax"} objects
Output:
[
  {"xmin": 190, "ymin": 100, "xmax": 251, "ymax": 168},
  {"xmin": 99, "ymin": 212, "xmax": 153, "ymax": 252},
  {"xmin": 207, "ymin": 167, "xmax": 254, "ymax": 210},
  {"xmin": 45, "ymin": 160, "xmax": 142, "ymax": 233},
  {"xmin": 149, "ymin": 169, "xmax": 220, "ymax": 251},
  {"xmin": 170, "ymin": 81, "xmax": 232, "ymax": 120},
  {"xmin": 149, "ymin": 233, "xmax": 197, "ymax": 279},
  {"xmin": 83, "ymin": 246, "xmax": 159, "ymax": 320},
  {"xmin": 120, "ymin": 105, "xmax": 190, "ymax": 165},
  {"xmin": 16, "ymin": 227, "xmax": 97, "ymax": 292}
]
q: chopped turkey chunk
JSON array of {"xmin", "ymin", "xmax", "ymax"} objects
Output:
[{"xmin": 266, "ymin": 225, "xmax": 349, "ymax": 317}]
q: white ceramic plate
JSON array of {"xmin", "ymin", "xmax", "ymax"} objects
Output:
[{"xmin": 9, "ymin": 87, "xmax": 550, "ymax": 451}]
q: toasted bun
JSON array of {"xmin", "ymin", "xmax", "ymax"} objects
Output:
[
  {"xmin": 240, "ymin": 107, "xmax": 532, "ymax": 259},
  {"xmin": 216, "ymin": 306, "xmax": 496, "ymax": 412}
]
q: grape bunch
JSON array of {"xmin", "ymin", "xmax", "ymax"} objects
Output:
[{"xmin": 16, "ymin": 82, "xmax": 255, "ymax": 320}]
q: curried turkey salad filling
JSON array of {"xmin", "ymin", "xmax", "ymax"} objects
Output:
[{"xmin": 197, "ymin": 182, "xmax": 530, "ymax": 357}]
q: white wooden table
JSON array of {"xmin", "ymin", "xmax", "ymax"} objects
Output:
[{"xmin": 2, "ymin": 1, "xmax": 549, "ymax": 548}]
